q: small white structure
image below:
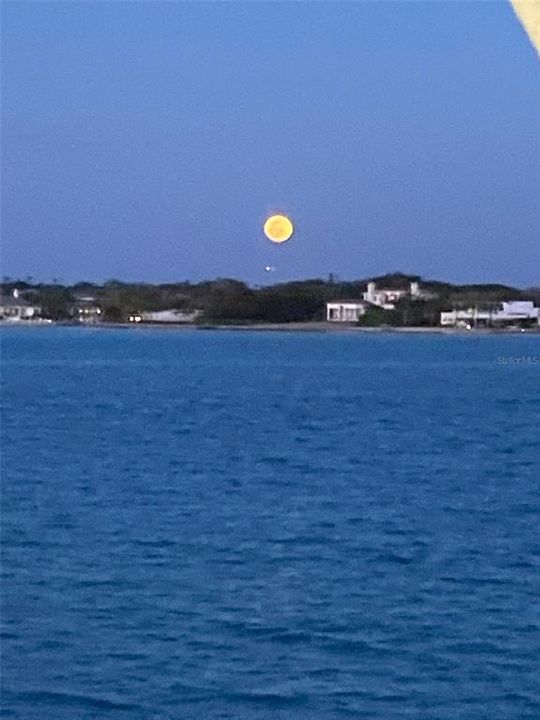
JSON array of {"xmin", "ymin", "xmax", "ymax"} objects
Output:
[
  {"xmin": 440, "ymin": 309, "xmax": 486, "ymax": 327},
  {"xmin": 0, "ymin": 291, "xmax": 41, "ymax": 321},
  {"xmin": 71, "ymin": 297, "xmax": 102, "ymax": 324},
  {"xmin": 497, "ymin": 301, "xmax": 539, "ymax": 323},
  {"xmin": 441, "ymin": 301, "xmax": 539, "ymax": 327},
  {"xmin": 140, "ymin": 309, "xmax": 201, "ymax": 324},
  {"xmin": 327, "ymin": 300, "xmax": 366, "ymax": 322}
]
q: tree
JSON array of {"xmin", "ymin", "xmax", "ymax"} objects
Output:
[
  {"xmin": 103, "ymin": 305, "xmax": 123, "ymax": 322},
  {"xmin": 358, "ymin": 306, "xmax": 399, "ymax": 327},
  {"xmin": 39, "ymin": 287, "xmax": 72, "ymax": 319}
]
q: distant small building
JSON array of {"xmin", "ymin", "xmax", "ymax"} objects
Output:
[
  {"xmin": 326, "ymin": 300, "xmax": 366, "ymax": 322},
  {"xmin": 0, "ymin": 291, "xmax": 41, "ymax": 321},
  {"xmin": 70, "ymin": 297, "xmax": 102, "ymax": 324},
  {"xmin": 497, "ymin": 301, "xmax": 539, "ymax": 325},
  {"xmin": 362, "ymin": 281, "xmax": 434, "ymax": 310},
  {"xmin": 139, "ymin": 309, "xmax": 201, "ymax": 324},
  {"xmin": 441, "ymin": 301, "xmax": 539, "ymax": 328},
  {"xmin": 440, "ymin": 308, "xmax": 486, "ymax": 327},
  {"xmin": 410, "ymin": 281, "xmax": 438, "ymax": 300},
  {"xmin": 363, "ymin": 282, "xmax": 406, "ymax": 310}
]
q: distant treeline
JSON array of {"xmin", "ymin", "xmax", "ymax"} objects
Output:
[{"xmin": 2, "ymin": 274, "xmax": 538, "ymax": 326}]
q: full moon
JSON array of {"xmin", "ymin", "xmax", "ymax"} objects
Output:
[{"xmin": 263, "ymin": 214, "xmax": 294, "ymax": 244}]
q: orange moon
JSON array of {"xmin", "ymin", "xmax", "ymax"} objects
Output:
[{"xmin": 263, "ymin": 214, "xmax": 294, "ymax": 244}]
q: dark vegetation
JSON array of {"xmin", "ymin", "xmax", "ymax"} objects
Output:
[{"xmin": 1, "ymin": 273, "xmax": 536, "ymax": 326}]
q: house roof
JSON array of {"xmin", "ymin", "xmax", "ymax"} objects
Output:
[
  {"xmin": 327, "ymin": 298, "xmax": 365, "ymax": 304},
  {"xmin": 73, "ymin": 295, "xmax": 98, "ymax": 303},
  {"xmin": 369, "ymin": 287, "xmax": 408, "ymax": 293},
  {"xmin": 70, "ymin": 299, "xmax": 101, "ymax": 308},
  {"xmin": 0, "ymin": 295, "xmax": 38, "ymax": 308}
]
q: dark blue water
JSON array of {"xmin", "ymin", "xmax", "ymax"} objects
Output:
[{"xmin": 2, "ymin": 327, "xmax": 539, "ymax": 719}]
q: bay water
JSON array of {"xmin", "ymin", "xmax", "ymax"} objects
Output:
[{"xmin": 1, "ymin": 327, "xmax": 539, "ymax": 719}]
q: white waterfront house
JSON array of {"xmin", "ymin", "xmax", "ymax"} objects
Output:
[
  {"xmin": 362, "ymin": 282, "xmax": 406, "ymax": 310},
  {"xmin": 440, "ymin": 301, "xmax": 540, "ymax": 328},
  {"xmin": 327, "ymin": 280, "xmax": 436, "ymax": 321},
  {"xmin": 139, "ymin": 309, "xmax": 201, "ymax": 323},
  {"xmin": 0, "ymin": 290, "xmax": 41, "ymax": 321},
  {"xmin": 496, "ymin": 301, "xmax": 540, "ymax": 324},
  {"xmin": 326, "ymin": 300, "xmax": 366, "ymax": 322},
  {"xmin": 362, "ymin": 281, "xmax": 431, "ymax": 310}
]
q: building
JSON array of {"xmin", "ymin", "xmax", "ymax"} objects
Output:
[
  {"xmin": 496, "ymin": 301, "xmax": 539, "ymax": 325},
  {"xmin": 362, "ymin": 281, "xmax": 433, "ymax": 310},
  {"xmin": 326, "ymin": 300, "xmax": 366, "ymax": 322},
  {"xmin": 139, "ymin": 309, "xmax": 201, "ymax": 324},
  {"xmin": 363, "ymin": 282, "xmax": 406, "ymax": 310},
  {"xmin": 409, "ymin": 281, "xmax": 438, "ymax": 300},
  {"xmin": 440, "ymin": 308, "xmax": 488, "ymax": 327},
  {"xmin": 327, "ymin": 280, "xmax": 437, "ymax": 322},
  {"xmin": 70, "ymin": 296, "xmax": 102, "ymax": 324},
  {"xmin": 441, "ymin": 301, "xmax": 539, "ymax": 328},
  {"xmin": 0, "ymin": 291, "xmax": 41, "ymax": 321}
]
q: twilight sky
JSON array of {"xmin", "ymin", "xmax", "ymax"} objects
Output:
[{"xmin": 2, "ymin": 1, "xmax": 539, "ymax": 286}]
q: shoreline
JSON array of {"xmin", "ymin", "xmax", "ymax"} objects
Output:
[{"xmin": 2, "ymin": 321, "xmax": 539, "ymax": 335}]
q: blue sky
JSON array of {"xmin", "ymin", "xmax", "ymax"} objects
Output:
[{"xmin": 2, "ymin": 1, "xmax": 539, "ymax": 286}]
